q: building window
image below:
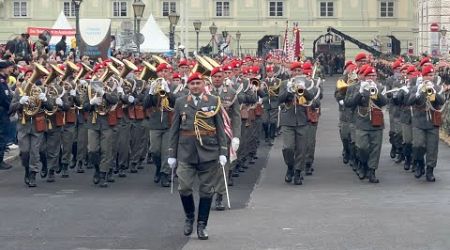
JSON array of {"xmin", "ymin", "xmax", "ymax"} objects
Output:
[
  {"xmin": 380, "ymin": 1, "xmax": 394, "ymax": 17},
  {"xmin": 162, "ymin": 1, "xmax": 177, "ymax": 16},
  {"xmin": 216, "ymin": 1, "xmax": 230, "ymax": 17},
  {"xmin": 113, "ymin": 1, "xmax": 127, "ymax": 17},
  {"xmin": 13, "ymin": 1, "xmax": 28, "ymax": 17},
  {"xmin": 269, "ymin": 1, "xmax": 283, "ymax": 17},
  {"xmin": 63, "ymin": 1, "xmax": 76, "ymax": 17},
  {"xmin": 320, "ymin": 2, "xmax": 334, "ymax": 17}
]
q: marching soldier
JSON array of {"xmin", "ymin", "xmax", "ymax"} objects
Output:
[
  {"xmin": 144, "ymin": 63, "xmax": 176, "ymax": 187},
  {"xmin": 75, "ymin": 79, "xmax": 90, "ymax": 173},
  {"xmin": 10, "ymin": 63, "xmax": 55, "ymax": 187},
  {"xmin": 209, "ymin": 66, "xmax": 241, "ymax": 210},
  {"xmin": 0, "ymin": 60, "xmax": 14, "ymax": 170},
  {"xmin": 86, "ymin": 73, "xmax": 119, "ymax": 188},
  {"xmin": 303, "ymin": 62, "xmax": 322, "ymax": 176},
  {"xmin": 261, "ymin": 65, "xmax": 281, "ymax": 146},
  {"xmin": 345, "ymin": 66, "xmax": 387, "ymax": 183},
  {"xmin": 279, "ymin": 61, "xmax": 314, "ymax": 185},
  {"xmin": 406, "ymin": 65, "xmax": 445, "ymax": 182},
  {"xmin": 168, "ymin": 72, "xmax": 228, "ymax": 240}
]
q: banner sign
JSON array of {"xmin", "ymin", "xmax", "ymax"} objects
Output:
[
  {"xmin": 79, "ymin": 19, "xmax": 111, "ymax": 59},
  {"xmin": 27, "ymin": 27, "xmax": 76, "ymax": 37}
]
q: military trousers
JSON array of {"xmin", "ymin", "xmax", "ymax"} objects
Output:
[
  {"xmin": 305, "ymin": 124, "xmax": 318, "ymax": 164},
  {"xmin": 263, "ymin": 108, "xmax": 278, "ymax": 125},
  {"xmin": 76, "ymin": 123, "xmax": 88, "ymax": 165},
  {"xmin": 412, "ymin": 127, "xmax": 439, "ymax": 168},
  {"xmin": 0, "ymin": 119, "xmax": 8, "ymax": 162},
  {"xmin": 281, "ymin": 125, "xmax": 308, "ymax": 171},
  {"xmin": 41, "ymin": 128, "xmax": 62, "ymax": 170},
  {"xmin": 117, "ymin": 120, "xmax": 131, "ymax": 168},
  {"xmin": 149, "ymin": 128, "xmax": 170, "ymax": 174},
  {"xmin": 339, "ymin": 121, "xmax": 351, "ymax": 142},
  {"xmin": 237, "ymin": 120, "xmax": 251, "ymax": 162},
  {"xmin": 17, "ymin": 123, "xmax": 43, "ymax": 173},
  {"xmin": 130, "ymin": 121, "xmax": 147, "ymax": 167},
  {"xmin": 401, "ymin": 123, "xmax": 413, "ymax": 145},
  {"xmin": 213, "ymin": 141, "xmax": 232, "ymax": 196},
  {"xmin": 87, "ymin": 128, "xmax": 113, "ymax": 173},
  {"xmin": 177, "ymin": 160, "xmax": 219, "ymax": 198},
  {"xmin": 355, "ymin": 129, "xmax": 383, "ymax": 170},
  {"xmin": 61, "ymin": 125, "xmax": 76, "ymax": 165}
]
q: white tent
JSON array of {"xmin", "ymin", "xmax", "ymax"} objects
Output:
[
  {"xmin": 49, "ymin": 11, "xmax": 74, "ymax": 46},
  {"xmin": 139, "ymin": 14, "xmax": 170, "ymax": 53}
]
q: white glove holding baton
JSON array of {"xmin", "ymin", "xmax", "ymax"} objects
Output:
[
  {"xmin": 168, "ymin": 157, "xmax": 177, "ymax": 194},
  {"xmin": 219, "ymin": 155, "xmax": 231, "ymax": 209}
]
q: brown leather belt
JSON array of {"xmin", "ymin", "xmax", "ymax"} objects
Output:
[{"xmin": 180, "ymin": 130, "xmax": 216, "ymax": 137}]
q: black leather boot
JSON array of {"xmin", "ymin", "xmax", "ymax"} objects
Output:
[
  {"xmin": 61, "ymin": 164, "xmax": 69, "ymax": 178},
  {"xmin": 197, "ymin": 197, "xmax": 213, "ymax": 240},
  {"xmin": 118, "ymin": 166, "xmax": 127, "ymax": 178},
  {"xmin": 47, "ymin": 169, "xmax": 55, "ymax": 183},
  {"xmin": 93, "ymin": 165, "xmax": 100, "ymax": 185},
  {"xmin": 180, "ymin": 194, "xmax": 195, "ymax": 236},
  {"xmin": 426, "ymin": 167, "xmax": 435, "ymax": 182},
  {"xmin": 368, "ymin": 169, "xmax": 379, "ymax": 183},
  {"xmin": 107, "ymin": 169, "xmax": 115, "ymax": 183},
  {"xmin": 285, "ymin": 166, "xmax": 294, "ymax": 183},
  {"xmin": 39, "ymin": 152, "xmax": 48, "ymax": 178},
  {"xmin": 293, "ymin": 170, "xmax": 302, "ymax": 185},
  {"xmin": 389, "ymin": 145, "xmax": 396, "ymax": 159},
  {"xmin": 137, "ymin": 161, "xmax": 144, "ymax": 169},
  {"xmin": 395, "ymin": 151, "xmax": 404, "ymax": 164},
  {"xmin": 130, "ymin": 163, "xmax": 138, "ymax": 173},
  {"xmin": 160, "ymin": 173, "xmax": 170, "ymax": 187},
  {"xmin": 99, "ymin": 172, "xmax": 108, "ymax": 188},
  {"xmin": 28, "ymin": 171, "xmax": 37, "ymax": 187},
  {"xmin": 215, "ymin": 194, "xmax": 225, "ymax": 211},
  {"xmin": 305, "ymin": 163, "xmax": 313, "ymax": 176},
  {"xmin": 414, "ymin": 161, "xmax": 424, "ymax": 179},
  {"xmin": 146, "ymin": 152, "xmax": 153, "ymax": 164},
  {"xmin": 153, "ymin": 156, "xmax": 162, "ymax": 183},
  {"xmin": 357, "ymin": 162, "xmax": 367, "ymax": 180},
  {"xmin": 227, "ymin": 170, "xmax": 234, "ymax": 186},
  {"xmin": 76, "ymin": 161, "xmax": 85, "ymax": 173},
  {"xmin": 342, "ymin": 139, "xmax": 350, "ymax": 164}
]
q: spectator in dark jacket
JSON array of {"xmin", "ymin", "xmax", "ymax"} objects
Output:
[{"xmin": 55, "ymin": 35, "xmax": 67, "ymax": 59}]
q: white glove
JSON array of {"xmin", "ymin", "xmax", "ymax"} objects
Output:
[
  {"xmin": 359, "ymin": 82, "xmax": 369, "ymax": 94},
  {"xmin": 69, "ymin": 89, "xmax": 76, "ymax": 96},
  {"xmin": 128, "ymin": 95, "xmax": 135, "ymax": 103},
  {"xmin": 219, "ymin": 155, "xmax": 227, "ymax": 166},
  {"xmin": 401, "ymin": 86, "xmax": 409, "ymax": 94},
  {"xmin": 148, "ymin": 85, "xmax": 155, "ymax": 95},
  {"xmin": 19, "ymin": 96, "xmax": 29, "ymax": 105},
  {"xmin": 287, "ymin": 81, "xmax": 294, "ymax": 93},
  {"xmin": 168, "ymin": 158, "xmax": 177, "ymax": 168},
  {"xmin": 97, "ymin": 89, "xmax": 105, "ymax": 96},
  {"xmin": 415, "ymin": 84, "xmax": 423, "ymax": 98},
  {"xmin": 56, "ymin": 97, "xmax": 63, "ymax": 107},
  {"xmin": 163, "ymin": 82, "xmax": 171, "ymax": 93},
  {"xmin": 38, "ymin": 93, "xmax": 47, "ymax": 102},
  {"xmin": 89, "ymin": 96, "xmax": 102, "ymax": 105},
  {"xmin": 339, "ymin": 100, "xmax": 344, "ymax": 106},
  {"xmin": 117, "ymin": 86, "xmax": 124, "ymax": 95},
  {"xmin": 231, "ymin": 137, "xmax": 240, "ymax": 152}
]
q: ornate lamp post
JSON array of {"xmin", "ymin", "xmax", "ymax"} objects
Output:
[
  {"xmin": 209, "ymin": 22, "xmax": 217, "ymax": 55},
  {"xmin": 168, "ymin": 11, "xmax": 180, "ymax": 51},
  {"xmin": 235, "ymin": 30, "xmax": 241, "ymax": 57},
  {"xmin": 193, "ymin": 20, "xmax": 202, "ymax": 52},
  {"xmin": 132, "ymin": 0, "xmax": 146, "ymax": 55},
  {"xmin": 72, "ymin": 0, "xmax": 83, "ymax": 59},
  {"xmin": 440, "ymin": 26, "xmax": 448, "ymax": 56}
]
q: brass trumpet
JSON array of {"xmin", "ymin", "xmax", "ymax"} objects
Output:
[{"xmin": 249, "ymin": 78, "xmax": 260, "ymax": 88}]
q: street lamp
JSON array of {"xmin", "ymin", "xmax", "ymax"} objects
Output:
[
  {"xmin": 193, "ymin": 20, "xmax": 202, "ymax": 53},
  {"xmin": 72, "ymin": 0, "xmax": 82, "ymax": 59},
  {"xmin": 440, "ymin": 26, "xmax": 448, "ymax": 56},
  {"xmin": 132, "ymin": 0, "xmax": 146, "ymax": 55},
  {"xmin": 209, "ymin": 22, "xmax": 217, "ymax": 55},
  {"xmin": 168, "ymin": 11, "xmax": 180, "ymax": 51},
  {"xmin": 236, "ymin": 30, "xmax": 241, "ymax": 57}
]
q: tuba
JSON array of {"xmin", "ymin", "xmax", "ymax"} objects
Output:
[
  {"xmin": 151, "ymin": 55, "xmax": 169, "ymax": 68},
  {"xmin": 192, "ymin": 55, "xmax": 213, "ymax": 76},
  {"xmin": 44, "ymin": 64, "xmax": 65, "ymax": 116},
  {"xmin": 140, "ymin": 61, "xmax": 157, "ymax": 81},
  {"xmin": 203, "ymin": 55, "xmax": 220, "ymax": 67},
  {"xmin": 249, "ymin": 78, "xmax": 260, "ymax": 88},
  {"xmin": 100, "ymin": 62, "xmax": 120, "ymax": 82},
  {"xmin": 74, "ymin": 62, "xmax": 93, "ymax": 83},
  {"xmin": 267, "ymin": 78, "xmax": 281, "ymax": 97},
  {"xmin": 22, "ymin": 63, "xmax": 49, "ymax": 118},
  {"xmin": 61, "ymin": 61, "xmax": 78, "ymax": 91}
]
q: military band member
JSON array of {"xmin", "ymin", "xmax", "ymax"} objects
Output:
[
  {"xmin": 279, "ymin": 61, "xmax": 314, "ymax": 185},
  {"xmin": 0, "ymin": 60, "xmax": 14, "ymax": 170},
  {"xmin": 10, "ymin": 64, "xmax": 56, "ymax": 187},
  {"xmin": 262, "ymin": 65, "xmax": 281, "ymax": 146},
  {"xmin": 144, "ymin": 63, "xmax": 176, "ymax": 187},
  {"xmin": 345, "ymin": 66, "xmax": 387, "ymax": 183},
  {"xmin": 406, "ymin": 65, "xmax": 445, "ymax": 182},
  {"xmin": 168, "ymin": 72, "xmax": 228, "ymax": 240},
  {"xmin": 86, "ymin": 77, "xmax": 119, "ymax": 188},
  {"xmin": 209, "ymin": 66, "xmax": 241, "ymax": 210},
  {"xmin": 75, "ymin": 80, "xmax": 89, "ymax": 173}
]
